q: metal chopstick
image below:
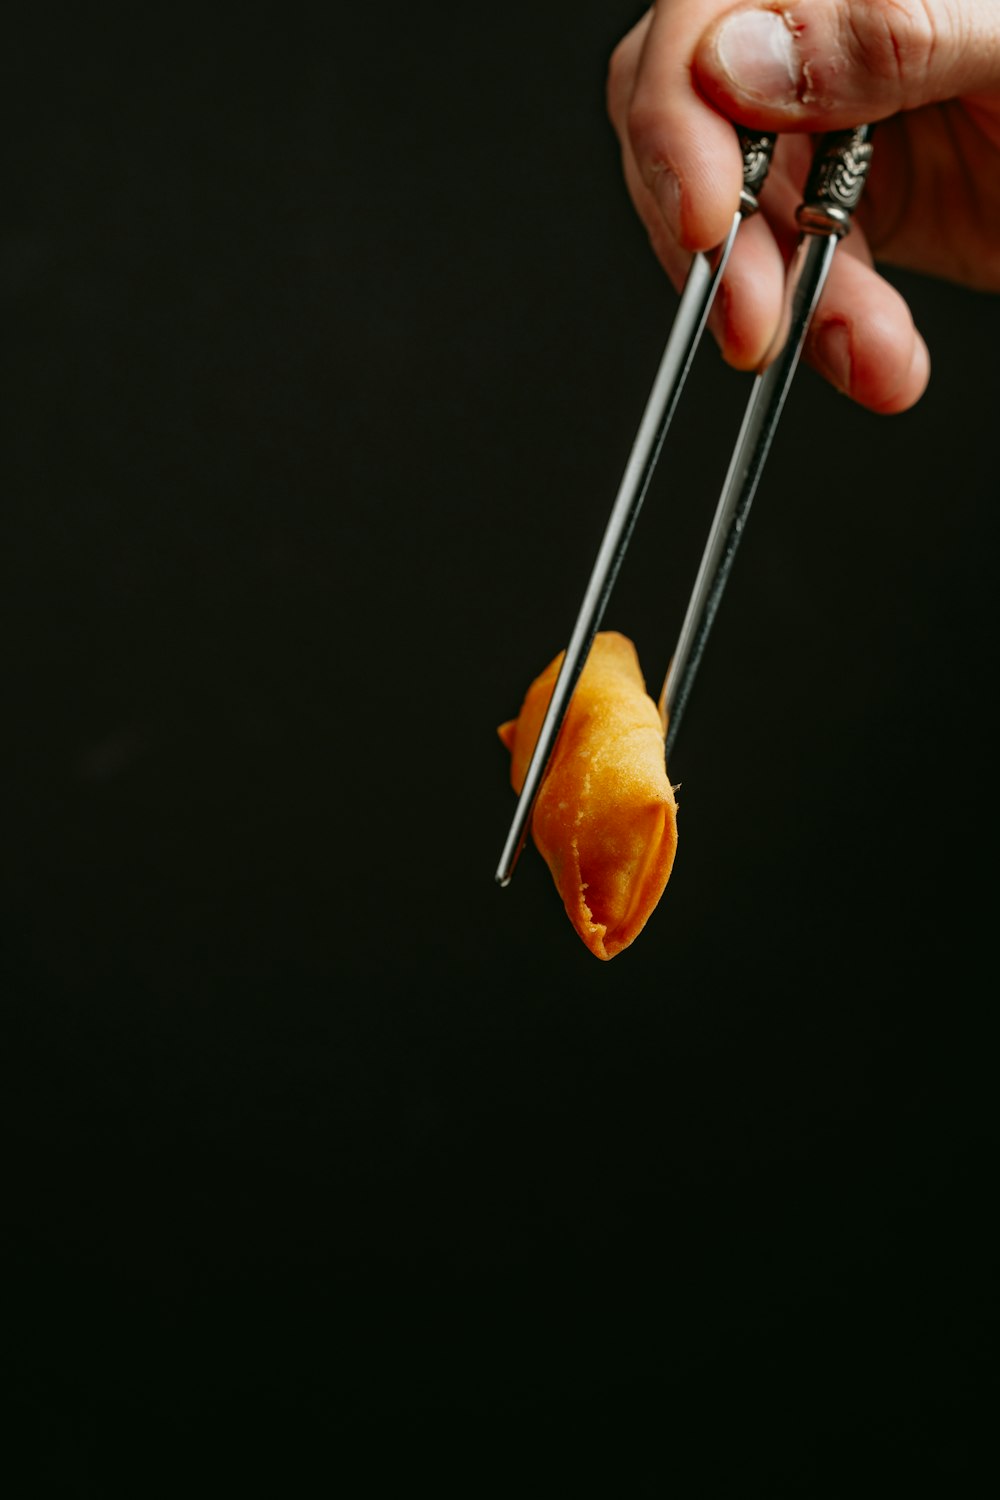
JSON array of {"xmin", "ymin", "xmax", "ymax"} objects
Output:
[
  {"xmin": 495, "ymin": 128, "xmax": 777, "ymax": 887},
  {"xmin": 660, "ymin": 125, "xmax": 875, "ymax": 757}
]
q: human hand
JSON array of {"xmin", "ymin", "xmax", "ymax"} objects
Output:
[{"xmin": 607, "ymin": 0, "xmax": 1000, "ymax": 412}]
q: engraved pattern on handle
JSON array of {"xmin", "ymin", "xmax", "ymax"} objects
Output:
[
  {"xmin": 796, "ymin": 125, "xmax": 874, "ymax": 237},
  {"xmin": 737, "ymin": 128, "xmax": 777, "ymax": 216}
]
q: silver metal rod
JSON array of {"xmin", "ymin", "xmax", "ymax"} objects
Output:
[
  {"xmin": 495, "ymin": 214, "xmax": 741, "ymax": 888},
  {"xmin": 660, "ymin": 230, "xmax": 838, "ymax": 756},
  {"xmin": 660, "ymin": 124, "xmax": 875, "ymax": 757}
]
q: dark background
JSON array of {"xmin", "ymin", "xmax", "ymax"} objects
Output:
[{"xmin": 4, "ymin": 4, "xmax": 997, "ymax": 1492}]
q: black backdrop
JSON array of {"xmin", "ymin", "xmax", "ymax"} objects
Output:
[{"xmin": 4, "ymin": 4, "xmax": 997, "ymax": 1492}]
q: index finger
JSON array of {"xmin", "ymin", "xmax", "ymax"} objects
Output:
[{"xmin": 626, "ymin": 0, "xmax": 750, "ymax": 250}]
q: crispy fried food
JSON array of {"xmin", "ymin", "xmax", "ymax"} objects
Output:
[{"xmin": 498, "ymin": 631, "xmax": 678, "ymax": 960}]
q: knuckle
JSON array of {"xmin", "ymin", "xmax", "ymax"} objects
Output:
[
  {"xmin": 625, "ymin": 100, "xmax": 668, "ymax": 171},
  {"xmin": 841, "ymin": 0, "xmax": 945, "ymax": 95}
]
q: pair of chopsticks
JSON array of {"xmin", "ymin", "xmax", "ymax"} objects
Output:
[{"xmin": 497, "ymin": 123, "xmax": 875, "ymax": 887}]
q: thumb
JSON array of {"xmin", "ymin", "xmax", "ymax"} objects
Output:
[{"xmin": 694, "ymin": 0, "xmax": 1000, "ymax": 126}]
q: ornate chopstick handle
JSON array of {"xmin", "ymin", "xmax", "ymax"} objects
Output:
[
  {"xmin": 737, "ymin": 127, "xmax": 777, "ymax": 216},
  {"xmin": 796, "ymin": 124, "xmax": 875, "ymax": 237}
]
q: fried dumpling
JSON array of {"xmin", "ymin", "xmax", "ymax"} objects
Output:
[{"xmin": 498, "ymin": 631, "xmax": 678, "ymax": 960}]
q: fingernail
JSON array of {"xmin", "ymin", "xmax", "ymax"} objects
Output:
[
  {"xmin": 714, "ymin": 8, "xmax": 800, "ymax": 103},
  {"xmin": 652, "ymin": 166, "xmax": 682, "ymax": 239},
  {"xmin": 813, "ymin": 320, "xmax": 853, "ymax": 394}
]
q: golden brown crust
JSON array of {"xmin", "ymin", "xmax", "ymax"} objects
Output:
[{"xmin": 498, "ymin": 631, "xmax": 678, "ymax": 960}]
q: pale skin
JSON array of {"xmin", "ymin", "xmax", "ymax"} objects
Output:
[{"xmin": 607, "ymin": 0, "xmax": 1000, "ymax": 412}]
